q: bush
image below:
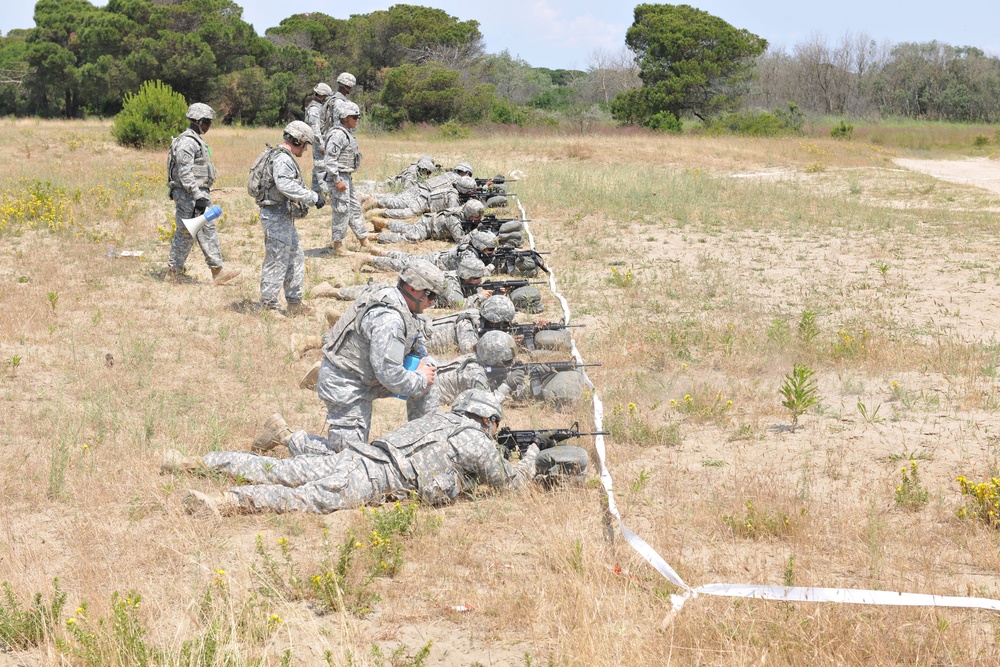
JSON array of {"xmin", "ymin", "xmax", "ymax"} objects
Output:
[
  {"xmin": 831, "ymin": 120, "xmax": 854, "ymax": 140},
  {"xmin": 490, "ymin": 99, "xmax": 529, "ymax": 126},
  {"xmin": 111, "ymin": 80, "xmax": 187, "ymax": 149},
  {"xmin": 647, "ymin": 110, "xmax": 682, "ymax": 133}
]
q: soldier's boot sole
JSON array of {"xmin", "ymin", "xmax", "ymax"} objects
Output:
[
  {"xmin": 161, "ymin": 449, "xmax": 205, "ymax": 474},
  {"xmin": 252, "ymin": 413, "xmax": 291, "ymax": 452},
  {"xmin": 299, "ymin": 360, "xmax": 322, "ymax": 390}
]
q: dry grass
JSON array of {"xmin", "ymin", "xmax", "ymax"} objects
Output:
[{"xmin": 4, "ymin": 119, "xmax": 1000, "ymax": 664}]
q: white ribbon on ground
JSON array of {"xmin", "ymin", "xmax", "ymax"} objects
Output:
[{"xmin": 512, "ymin": 195, "xmax": 1000, "ymax": 613}]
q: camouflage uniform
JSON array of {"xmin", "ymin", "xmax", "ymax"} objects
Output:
[
  {"xmin": 372, "ymin": 172, "xmax": 463, "ymax": 219},
  {"xmin": 167, "ymin": 128, "xmax": 223, "ymax": 271},
  {"xmin": 308, "ymin": 283, "xmax": 438, "ymax": 453},
  {"xmin": 304, "ymin": 98, "xmax": 325, "ymax": 191},
  {"xmin": 376, "ymin": 207, "xmax": 469, "ymax": 245},
  {"xmin": 433, "ymin": 354, "xmax": 516, "ymax": 406},
  {"xmin": 322, "ymin": 120, "xmax": 368, "ymax": 244},
  {"xmin": 424, "ymin": 295, "xmax": 515, "ymax": 354},
  {"xmin": 381, "ymin": 156, "xmax": 434, "ymax": 191},
  {"xmin": 257, "ymin": 146, "xmax": 319, "ymax": 310},
  {"xmin": 209, "ymin": 410, "xmax": 537, "ymax": 513},
  {"xmin": 366, "ymin": 245, "xmax": 483, "ymax": 309}
]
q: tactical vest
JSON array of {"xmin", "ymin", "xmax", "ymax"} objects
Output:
[
  {"xmin": 167, "ymin": 129, "xmax": 215, "ymax": 191},
  {"xmin": 321, "ymin": 284, "xmax": 420, "ymax": 384},
  {"xmin": 328, "ymin": 126, "xmax": 360, "ymax": 173},
  {"xmin": 259, "ymin": 148, "xmax": 310, "ymax": 218},
  {"xmin": 420, "ymin": 172, "xmax": 458, "ymax": 200}
]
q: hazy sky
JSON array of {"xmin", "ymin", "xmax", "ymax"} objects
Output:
[{"xmin": 3, "ymin": 1, "xmax": 999, "ymax": 70}]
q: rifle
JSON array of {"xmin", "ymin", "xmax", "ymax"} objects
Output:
[
  {"xmin": 481, "ymin": 246, "xmax": 550, "ymax": 275},
  {"xmin": 507, "ymin": 322, "xmax": 586, "ymax": 351},
  {"xmin": 478, "ymin": 279, "xmax": 546, "ymax": 295},
  {"xmin": 496, "ymin": 421, "xmax": 610, "ymax": 457},
  {"xmin": 475, "ymin": 175, "xmax": 507, "ymax": 186},
  {"xmin": 461, "ymin": 216, "xmax": 528, "ymax": 233},
  {"xmin": 460, "ymin": 190, "xmax": 514, "ymax": 205}
]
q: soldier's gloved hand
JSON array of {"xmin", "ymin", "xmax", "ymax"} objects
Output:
[
  {"xmin": 504, "ymin": 364, "xmax": 526, "ymax": 391},
  {"xmin": 532, "ymin": 431, "xmax": 556, "ymax": 451},
  {"xmin": 193, "ymin": 198, "xmax": 210, "ymax": 216},
  {"xmin": 315, "ymin": 192, "xmax": 326, "ymax": 209}
]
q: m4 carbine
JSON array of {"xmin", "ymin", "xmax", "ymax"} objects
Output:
[{"xmin": 496, "ymin": 421, "xmax": 610, "ymax": 456}]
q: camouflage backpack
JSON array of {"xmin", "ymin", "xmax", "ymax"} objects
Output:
[{"xmin": 247, "ymin": 144, "xmax": 280, "ymax": 203}]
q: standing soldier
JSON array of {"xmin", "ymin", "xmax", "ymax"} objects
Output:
[
  {"xmin": 320, "ymin": 72, "xmax": 357, "ymax": 135},
  {"xmin": 252, "ymin": 121, "xmax": 326, "ymax": 315},
  {"xmin": 322, "ymin": 101, "xmax": 372, "ymax": 256},
  {"xmin": 304, "ymin": 82, "xmax": 332, "ymax": 191},
  {"xmin": 166, "ymin": 103, "xmax": 240, "ymax": 284}
]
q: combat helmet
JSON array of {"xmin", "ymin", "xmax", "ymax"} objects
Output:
[
  {"xmin": 336, "ymin": 72, "xmax": 357, "ymax": 89},
  {"xmin": 314, "ymin": 82, "xmax": 333, "ymax": 96},
  {"xmin": 476, "ymin": 331, "xmax": 516, "ymax": 367},
  {"xmin": 462, "ymin": 199, "xmax": 485, "ymax": 219},
  {"xmin": 456, "ymin": 255, "xmax": 485, "ymax": 280},
  {"xmin": 283, "ymin": 120, "xmax": 314, "ymax": 146},
  {"xmin": 338, "ymin": 101, "xmax": 361, "ymax": 118},
  {"xmin": 451, "ymin": 389, "xmax": 502, "ymax": 423},
  {"xmin": 186, "ymin": 103, "xmax": 215, "ymax": 121},
  {"xmin": 399, "ymin": 259, "xmax": 446, "ymax": 294},
  {"xmin": 480, "ymin": 295, "xmax": 515, "ymax": 325}
]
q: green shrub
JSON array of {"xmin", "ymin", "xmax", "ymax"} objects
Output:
[
  {"xmin": 111, "ymin": 80, "xmax": 187, "ymax": 149},
  {"xmin": 706, "ymin": 104, "xmax": 805, "ymax": 137},
  {"xmin": 647, "ymin": 110, "xmax": 682, "ymax": 133},
  {"xmin": 831, "ymin": 120, "xmax": 854, "ymax": 140},
  {"xmin": 973, "ymin": 134, "xmax": 990, "ymax": 147},
  {"xmin": 490, "ymin": 99, "xmax": 529, "ymax": 126}
]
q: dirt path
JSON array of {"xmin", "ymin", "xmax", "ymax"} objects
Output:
[{"xmin": 895, "ymin": 156, "xmax": 1000, "ymax": 194}]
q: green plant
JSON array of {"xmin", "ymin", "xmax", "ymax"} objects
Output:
[
  {"xmin": 0, "ymin": 579, "xmax": 67, "ymax": 650},
  {"xmin": 7, "ymin": 355, "xmax": 21, "ymax": 375},
  {"xmin": 830, "ymin": 120, "xmax": 854, "ymax": 139},
  {"xmin": 895, "ymin": 461, "xmax": 929, "ymax": 509},
  {"xmin": 631, "ymin": 468, "xmax": 651, "ymax": 492},
  {"xmin": 58, "ymin": 591, "xmax": 151, "ymax": 666},
  {"xmin": 111, "ymin": 80, "xmax": 188, "ymax": 149},
  {"xmin": 778, "ymin": 364, "xmax": 820, "ymax": 432},
  {"xmin": 607, "ymin": 266, "xmax": 635, "ymax": 287},
  {"xmin": 973, "ymin": 134, "xmax": 990, "ymax": 147},
  {"xmin": 798, "ymin": 310, "xmax": 819, "ymax": 343},
  {"xmin": 722, "ymin": 500, "xmax": 794, "ymax": 539},
  {"xmin": 874, "ymin": 260, "xmax": 890, "ymax": 280},
  {"xmin": 438, "ymin": 121, "xmax": 470, "ymax": 139},
  {"xmin": 571, "ymin": 539, "xmax": 584, "ymax": 574},
  {"xmin": 647, "ymin": 111, "xmax": 682, "ymax": 133},
  {"xmin": 47, "ymin": 291, "xmax": 58, "ymax": 313},
  {"xmin": 857, "ymin": 400, "xmax": 883, "ymax": 424},
  {"xmin": 783, "ymin": 556, "xmax": 795, "ymax": 587}
]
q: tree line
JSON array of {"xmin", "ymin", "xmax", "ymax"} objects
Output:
[{"xmin": 1, "ymin": 1, "xmax": 998, "ymax": 130}]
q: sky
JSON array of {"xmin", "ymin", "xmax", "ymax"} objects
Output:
[{"xmin": 2, "ymin": 1, "xmax": 999, "ymax": 71}]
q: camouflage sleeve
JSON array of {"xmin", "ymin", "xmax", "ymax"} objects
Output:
[
  {"xmin": 361, "ymin": 307, "xmax": 428, "ymax": 397},
  {"xmin": 304, "ymin": 104, "xmax": 323, "ymax": 152},
  {"xmin": 455, "ymin": 318, "xmax": 478, "ymax": 354},
  {"xmin": 174, "ymin": 135, "xmax": 208, "ymax": 199},
  {"xmin": 400, "ymin": 166, "xmax": 419, "ymax": 189},
  {"xmin": 443, "ymin": 213, "xmax": 468, "ymax": 244},
  {"xmin": 273, "ymin": 153, "xmax": 318, "ymax": 206},
  {"xmin": 452, "ymin": 428, "xmax": 536, "ymax": 489}
]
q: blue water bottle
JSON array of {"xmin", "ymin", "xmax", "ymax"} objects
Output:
[{"xmin": 393, "ymin": 354, "xmax": 422, "ymax": 399}]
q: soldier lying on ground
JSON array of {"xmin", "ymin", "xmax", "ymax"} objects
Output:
[
  {"xmin": 166, "ymin": 390, "xmax": 568, "ymax": 516},
  {"xmin": 370, "ymin": 199, "xmax": 486, "ymax": 246}
]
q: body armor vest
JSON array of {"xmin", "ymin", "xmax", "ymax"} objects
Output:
[{"xmin": 167, "ymin": 129, "xmax": 216, "ymax": 191}]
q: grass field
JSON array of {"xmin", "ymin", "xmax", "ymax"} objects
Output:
[{"xmin": 4, "ymin": 117, "xmax": 1000, "ymax": 665}]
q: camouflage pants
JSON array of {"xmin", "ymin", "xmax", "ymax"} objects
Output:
[
  {"xmin": 311, "ymin": 155, "xmax": 324, "ymax": 192},
  {"xmin": 168, "ymin": 189, "xmax": 223, "ymax": 271},
  {"xmin": 375, "ymin": 190, "xmax": 427, "ymax": 219},
  {"xmin": 260, "ymin": 234, "xmax": 304, "ymax": 309},
  {"xmin": 376, "ymin": 218, "xmax": 431, "ymax": 245},
  {"xmin": 227, "ymin": 450, "xmax": 408, "ymax": 514},
  {"xmin": 330, "ymin": 174, "xmax": 367, "ymax": 243},
  {"xmin": 315, "ymin": 360, "xmax": 441, "ymax": 454},
  {"xmin": 203, "ymin": 450, "xmax": 342, "ymax": 486}
]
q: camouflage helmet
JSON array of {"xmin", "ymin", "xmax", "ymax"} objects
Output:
[
  {"xmin": 468, "ymin": 230, "xmax": 496, "ymax": 251},
  {"xmin": 338, "ymin": 101, "xmax": 361, "ymax": 118},
  {"xmin": 186, "ymin": 102, "xmax": 215, "ymax": 121},
  {"xmin": 283, "ymin": 120, "xmax": 314, "ymax": 145},
  {"xmin": 314, "ymin": 82, "xmax": 333, "ymax": 96},
  {"xmin": 456, "ymin": 255, "xmax": 485, "ymax": 280},
  {"xmin": 455, "ymin": 176, "xmax": 477, "ymax": 194},
  {"xmin": 336, "ymin": 72, "xmax": 357, "ymax": 88},
  {"xmin": 399, "ymin": 259, "xmax": 446, "ymax": 294},
  {"xmin": 462, "ymin": 199, "xmax": 485, "ymax": 219},
  {"xmin": 416, "ymin": 155, "xmax": 435, "ymax": 172},
  {"xmin": 453, "ymin": 162, "xmax": 474, "ymax": 176},
  {"xmin": 476, "ymin": 331, "xmax": 516, "ymax": 366},
  {"xmin": 480, "ymin": 295, "xmax": 515, "ymax": 324},
  {"xmin": 451, "ymin": 388, "xmax": 503, "ymax": 422}
]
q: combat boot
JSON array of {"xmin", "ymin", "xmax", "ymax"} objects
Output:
[
  {"xmin": 310, "ymin": 281, "xmax": 341, "ymax": 298},
  {"xmin": 299, "ymin": 360, "xmax": 322, "ymax": 389},
  {"xmin": 291, "ymin": 334, "xmax": 323, "ymax": 359},
  {"xmin": 361, "ymin": 196, "xmax": 379, "ymax": 212},
  {"xmin": 286, "ymin": 301, "xmax": 315, "ymax": 317},
  {"xmin": 161, "ymin": 449, "xmax": 205, "ymax": 474},
  {"xmin": 357, "ymin": 236, "xmax": 374, "ymax": 251},
  {"xmin": 252, "ymin": 413, "xmax": 292, "ymax": 452},
  {"xmin": 211, "ymin": 265, "xmax": 242, "ymax": 285},
  {"xmin": 364, "ymin": 208, "xmax": 386, "ymax": 220},
  {"xmin": 370, "ymin": 216, "xmax": 390, "ymax": 232},
  {"xmin": 330, "ymin": 241, "xmax": 353, "ymax": 257},
  {"xmin": 352, "ymin": 253, "xmax": 373, "ymax": 273},
  {"xmin": 165, "ymin": 268, "xmax": 192, "ymax": 284},
  {"xmin": 325, "ymin": 308, "xmax": 342, "ymax": 328},
  {"xmin": 183, "ymin": 489, "xmax": 241, "ymax": 518}
]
